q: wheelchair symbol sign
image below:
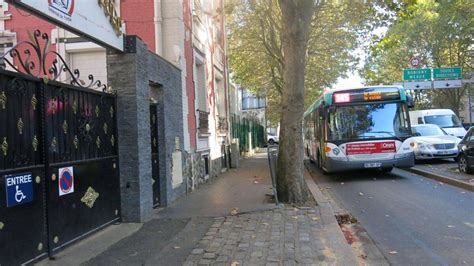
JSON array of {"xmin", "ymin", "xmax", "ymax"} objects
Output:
[{"xmin": 5, "ymin": 172, "xmax": 34, "ymax": 207}]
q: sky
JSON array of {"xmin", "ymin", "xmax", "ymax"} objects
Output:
[
  {"xmin": 332, "ymin": 26, "xmax": 388, "ymax": 90},
  {"xmin": 334, "ymin": 71, "xmax": 364, "ymax": 90}
]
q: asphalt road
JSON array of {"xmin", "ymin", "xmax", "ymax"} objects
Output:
[{"xmin": 307, "ymin": 163, "xmax": 474, "ymax": 265}]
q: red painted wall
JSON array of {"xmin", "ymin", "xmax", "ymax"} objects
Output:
[
  {"xmin": 121, "ymin": 0, "xmax": 155, "ymax": 52},
  {"xmin": 183, "ymin": 0, "xmax": 197, "ymax": 149},
  {"xmin": 5, "ymin": 6, "xmax": 56, "ymax": 74}
]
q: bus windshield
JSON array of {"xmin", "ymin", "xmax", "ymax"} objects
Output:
[{"xmin": 327, "ymin": 102, "xmax": 411, "ymax": 141}]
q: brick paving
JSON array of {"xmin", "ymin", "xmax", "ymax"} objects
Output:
[{"xmin": 184, "ymin": 207, "xmax": 337, "ymax": 265}]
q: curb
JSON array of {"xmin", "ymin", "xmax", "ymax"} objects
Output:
[
  {"xmin": 404, "ymin": 167, "xmax": 474, "ymax": 192},
  {"xmin": 303, "ymin": 169, "xmax": 359, "ymax": 265}
]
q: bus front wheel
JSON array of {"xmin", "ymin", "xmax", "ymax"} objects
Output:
[
  {"xmin": 382, "ymin": 167, "xmax": 393, "ymax": 173},
  {"xmin": 318, "ymin": 153, "xmax": 328, "ymax": 174}
]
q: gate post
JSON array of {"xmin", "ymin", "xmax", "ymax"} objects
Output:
[{"xmin": 106, "ymin": 36, "xmax": 153, "ymax": 222}]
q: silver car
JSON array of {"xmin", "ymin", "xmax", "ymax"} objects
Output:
[{"xmin": 411, "ymin": 124, "xmax": 461, "ymax": 160}]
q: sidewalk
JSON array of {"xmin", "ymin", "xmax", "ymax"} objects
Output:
[{"xmin": 36, "ymin": 153, "xmax": 357, "ymax": 265}]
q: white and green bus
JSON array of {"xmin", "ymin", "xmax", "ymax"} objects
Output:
[{"xmin": 304, "ymin": 86, "xmax": 415, "ymax": 173}]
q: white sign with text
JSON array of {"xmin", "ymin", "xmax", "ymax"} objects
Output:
[{"xmin": 12, "ymin": 0, "xmax": 123, "ymax": 51}]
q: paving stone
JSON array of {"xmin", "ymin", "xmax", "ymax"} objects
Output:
[
  {"xmin": 300, "ymin": 245, "xmax": 312, "ymax": 252},
  {"xmin": 216, "ymin": 255, "xmax": 229, "ymax": 262},
  {"xmin": 266, "ymin": 255, "xmax": 280, "ymax": 262},
  {"xmin": 223, "ymin": 244, "xmax": 234, "ymax": 250},
  {"xmin": 202, "ymin": 252, "xmax": 217, "ymax": 259},
  {"xmin": 209, "ymin": 241, "xmax": 221, "ymax": 247},
  {"xmin": 250, "ymin": 251, "xmax": 264, "ymax": 258},
  {"xmin": 182, "ymin": 261, "xmax": 195, "ymax": 266},
  {"xmin": 266, "ymin": 262, "xmax": 279, "ymax": 266},
  {"xmin": 199, "ymin": 240, "xmax": 209, "ymax": 246},
  {"xmin": 226, "ymin": 239, "xmax": 237, "ymax": 245},
  {"xmin": 220, "ymin": 248, "xmax": 233, "ymax": 256},
  {"xmin": 191, "ymin": 248, "xmax": 205, "ymax": 255},
  {"xmin": 234, "ymin": 252, "xmax": 247, "ymax": 259},
  {"xmin": 301, "ymin": 251, "xmax": 314, "ymax": 258},
  {"xmin": 249, "ymin": 258, "xmax": 264, "ymax": 264},
  {"xmin": 204, "ymin": 246, "xmax": 219, "ymax": 253},
  {"xmin": 198, "ymin": 259, "xmax": 213, "ymax": 265},
  {"xmin": 185, "ymin": 207, "xmax": 351, "ymax": 265}
]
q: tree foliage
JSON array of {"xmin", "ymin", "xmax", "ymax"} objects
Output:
[
  {"xmin": 226, "ymin": 0, "xmax": 381, "ymax": 125},
  {"xmin": 362, "ymin": 0, "xmax": 474, "ymax": 115}
]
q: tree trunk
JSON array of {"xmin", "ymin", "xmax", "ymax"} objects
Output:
[{"xmin": 276, "ymin": 0, "xmax": 315, "ymax": 205}]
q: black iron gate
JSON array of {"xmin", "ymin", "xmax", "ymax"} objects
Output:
[
  {"xmin": 150, "ymin": 103, "xmax": 160, "ymax": 206},
  {"xmin": 0, "ymin": 30, "xmax": 120, "ymax": 265}
]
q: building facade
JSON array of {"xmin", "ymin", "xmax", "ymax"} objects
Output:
[{"xmin": 0, "ymin": 0, "xmax": 230, "ymax": 202}]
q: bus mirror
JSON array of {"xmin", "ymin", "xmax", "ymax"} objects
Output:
[{"xmin": 407, "ymin": 95, "xmax": 415, "ymax": 108}]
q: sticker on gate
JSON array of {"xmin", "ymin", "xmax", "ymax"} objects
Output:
[
  {"xmin": 5, "ymin": 172, "xmax": 34, "ymax": 207},
  {"xmin": 58, "ymin": 167, "xmax": 74, "ymax": 196}
]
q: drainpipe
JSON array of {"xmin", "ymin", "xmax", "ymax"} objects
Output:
[{"xmin": 154, "ymin": 0, "xmax": 163, "ymax": 56}]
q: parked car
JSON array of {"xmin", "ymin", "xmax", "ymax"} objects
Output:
[
  {"xmin": 411, "ymin": 124, "xmax": 461, "ymax": 161},
  {"xmin": 457, "ymin": 127, "xmax": 474, "ymax": 174},
  {"xmin": 267, "ymin": 133, "xmax": 279, "ymax": 145},
  {"xmin": 410, "ymin": 109, "xmax": 467, "ymax": 138}
]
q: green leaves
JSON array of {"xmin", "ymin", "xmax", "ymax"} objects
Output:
[
  {"xmin": 227, "ymin": 0, "xmax": 379, "ymax": 124},
  {"xmin": 361, "ymin": 0, "xmax": 473, "ymax": 114}
]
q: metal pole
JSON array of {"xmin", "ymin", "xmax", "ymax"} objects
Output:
[{"xmin": 469, "ymin": 84, "xmax": 472, "ymax": 127}]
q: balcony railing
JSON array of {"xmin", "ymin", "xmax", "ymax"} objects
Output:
[{"xmin": 197, "ymin": 109, "xmax": 209, "ymax": 134}]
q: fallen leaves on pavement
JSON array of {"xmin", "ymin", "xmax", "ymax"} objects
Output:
[{"xmin": 230, "ymin": 207, "xmax": 239, "ymax": 216}]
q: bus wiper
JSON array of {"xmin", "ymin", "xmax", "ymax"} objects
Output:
[{"xmin": 369, "ymin": 131, "xmax": 402, "ymax": 141}]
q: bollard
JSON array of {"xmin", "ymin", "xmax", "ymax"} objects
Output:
[{"xmin": 267, "ymin": 145, "xmax": 279, "ymax": 205}]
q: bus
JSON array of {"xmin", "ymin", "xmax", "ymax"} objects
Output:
[{"xmin": 303, "ymin": 86, "xmax": 415, "ymax": 173}]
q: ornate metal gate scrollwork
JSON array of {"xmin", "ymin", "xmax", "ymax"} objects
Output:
[
  {"xmin": 1, "ymin": 29, "xmax": 111, "ymax": 92},
  {"xmin": 0, "ymin": 30, "xmax": 120, "ymax": 265}
]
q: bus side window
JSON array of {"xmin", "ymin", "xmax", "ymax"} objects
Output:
[
  {"xmin": 418, "ymin": 117, "xmax": 424, "ymax": 124},
  {"xmin": 314, "ymin": 109, "xmax": 319, "ymax": 138}
]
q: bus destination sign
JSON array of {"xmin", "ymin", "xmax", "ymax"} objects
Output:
[
  {"xmin": 333, "ymin": 88, "xmax": 400, "ymax": 104},
  {"xmin": 363, "ymin": 91, "xmax": 382, "ymax": 101}
]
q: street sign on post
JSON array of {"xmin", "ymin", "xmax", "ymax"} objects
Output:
[
  {"xmin": 403, "ymin": 69, "xmax": 431, "ymax": 81},
  {"xmin": 403, "ymin": 81, "xmax": 432, "ymax": 90},
  {"xmin": 433, "ymin": 80, "xmax": 462, "ymax": 89},
  {"xmin": 433, "ymin": 67, "xmax": 462, "ymax": 79}
]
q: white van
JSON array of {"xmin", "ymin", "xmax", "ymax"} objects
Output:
[{"xmin": 409, "ymin": 109, "xmax": 466, "ymax": 138}]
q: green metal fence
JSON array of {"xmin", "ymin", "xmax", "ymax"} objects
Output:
[{"xmin": 231, "ymin": 114, "xmax": 265, "ymax": 152}]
